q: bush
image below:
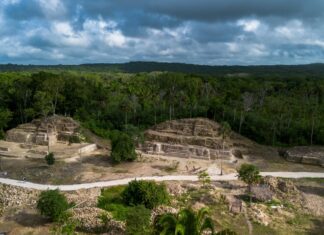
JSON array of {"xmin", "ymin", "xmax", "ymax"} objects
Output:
[
  {"xmin": 37, "ymin": 189, "xmax": 70, "ymax": 221},
  {"xmin": 98, "ymin": 186, "xmax": 130, "ymax": 221},
  {"xmin": 126, "ymin": 205, "xmax": 151, "ymax": 235},
  {"xmin": 122, "ymin": 180, "xmax": 169, "ymax": 209},
  {"xmin": 45, "ymin": 152, "xmax": 55, "ymax": 165},
  {"xmin": 68, "ymin": 135, "xmax": 82, "ymax": 144},
  {"xmin": 111, "ymin": 132, "xmax": 137, "ymax": 163}
]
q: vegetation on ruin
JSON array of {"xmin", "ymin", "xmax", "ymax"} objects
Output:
[{"xmin": 45, "ymin": 152, "xmax": 55, "ymax": 166}]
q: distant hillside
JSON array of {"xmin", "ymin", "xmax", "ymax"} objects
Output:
[{"xmin": 1, "ymin": 62, "xmax": 324, "ymax": 78}]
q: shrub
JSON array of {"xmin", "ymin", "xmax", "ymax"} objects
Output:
[
  {"xmin": 68, "ymin": 135, "xmax": 82, "ymax": 144},
  {"xmin": 198, "ymin": 170, "xmax": 211, "ymax": 188},
  {"xmin": 45, "ymin": 152, "xmax": 55, "ymax": 165},
  {"xmin": 111, "ymin": 132, "xmax": 137, "ymax": 163},
  {"xmin": 98, "ymin": 186, "xmax": 130, "ymax": 221},
  {"xmin": 37, "ymin": 189, "xmax": 70, "ymax": 221},
  {"xmin": 126, "ymin": 205, "xmax": 151, "ymax": 235},
  {"xmin": 122, "ymin": 180, "xmax": 169, "ymax": 209}
]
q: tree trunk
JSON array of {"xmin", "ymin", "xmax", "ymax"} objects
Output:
[
  {"xmin": 154, "ymin": 108, "xmax": 157, "ymax": 125},
  {"xmin": 272, "ymin": 121, "xmax": 276, "ymax": 146},
  {"xmin": 311, "ymin": 115, "xmax": 315, "ymax": 145},
  {"xmin": 239, "ymin": 111, "xmax": 244, "ymax": 134},
  {"xmin": 233, "ymin": 108, "xmax": 236, "ymax": 122}
]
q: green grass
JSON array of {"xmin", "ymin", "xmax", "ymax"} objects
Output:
[
  {"xmin": 253, "ymin": 223, "xmax": 278, "ymax": 235},
  {"xmin": 264, "ymin": 199, "xmax": 282, "ymax": 207},
  {"xmin": 97, "ymin": 186, "xmax": 130, "ymax": 221}
]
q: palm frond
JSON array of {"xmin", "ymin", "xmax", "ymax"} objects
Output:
[
  {"xmin": 197, "ymin": 207, "xmax": 210, "ymax": 225},
  {"xmin": 175, "ymin": 223, "xmax": 186, "ymax": 235},
  {"xmin": 199, "ymin": 217, "xmax": 215, "ymax": 234},
  {"xmin": 158, "ymin": 213, "xmax": 177, "ymax": 235}
]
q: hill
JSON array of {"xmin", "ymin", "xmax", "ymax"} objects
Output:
[{"xmin": 1, "ymin": 62, "xmax": 324, "ymax": 78}]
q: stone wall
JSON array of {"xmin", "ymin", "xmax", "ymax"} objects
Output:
[{"xmin": 78, "ymin": 144, "xmax": 98, "ymax": 154}]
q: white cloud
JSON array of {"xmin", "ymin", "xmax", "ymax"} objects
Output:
[
  {"xmin": 237, "ymin": 19, "xmax": 260, "ymax": 32},
  {"xmin": 83, "ymin": 18, "xmax": 127, "ymax": 47},
  {"xmin": 52, "ymin": 21, "xmax": 90, "ymax": 47},
  {"xmin": 104, "ymin": 31, "xmax": 126, "ymax": 47},
  {"xmin": 275, "ymin": 20, "xmax": 304, "ymax": 40}
]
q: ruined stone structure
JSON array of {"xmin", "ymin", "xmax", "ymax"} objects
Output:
[
  {"xmin": 6, "ymin": 115, "xmax": 80, "ymax": 146},
  {"xmin": 0, "ymin": 116, "xmax": 98, "ymax": 160},
  {"xmin": 281, "ymin": 146, "xmax": 324, "ymax": 168},
  {"xmin": 140, "ymin": 118, "xmax": 235, "ymax": 160}
]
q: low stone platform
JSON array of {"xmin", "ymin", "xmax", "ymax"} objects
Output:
[
  {"xmin": 281, "ymin": 146, "xmax": 324, "ymax": 168},
  {"xmin": 0, "ymin": 140, "xmax": 97, "ymax": 160}
]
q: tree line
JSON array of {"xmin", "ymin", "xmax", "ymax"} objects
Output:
[{"xmin": 0, "ymin": 70, "xmax": 323, "ymax": 146}]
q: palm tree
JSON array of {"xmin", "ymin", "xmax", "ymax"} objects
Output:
[
  {"xmin": 154, "ymin": 207, "xmax": 236, "ymax": 235},
  {"xmin": 155, "ymin": 207, "xmax": 214, "ymax": 235}
]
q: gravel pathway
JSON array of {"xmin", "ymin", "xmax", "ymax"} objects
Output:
[{"xmin": 0, "ymin": 172, "xmax": 323, "ymax": 191}]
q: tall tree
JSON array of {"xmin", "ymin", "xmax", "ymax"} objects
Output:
[{"xmin": 238, "ymin": 164, "xmax": 261, "ymax": 203}]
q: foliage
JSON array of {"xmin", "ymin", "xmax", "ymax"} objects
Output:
[
  {"xmin": 98, "ymin": 186, "xmax": 152, "ymax": 234},
  {"xmin": 238, "ymin": 164, "xmax": 261, "ymax": 202},
  {"xmin": 68, "ymin": 135, "xmax": 83, "ymax": 144},
  {"xmin": 45, "ymin": 152, "xmax": 55, "ymax": 165},
  {"xmin": 97, "ymin": 186, "xmax": 130, "ymax": 221},
  {"xmin": 198, "ymin": 170, "xmax": 211, "ymax": 188},
  {"xmin": 51, "ymin": 218, "xmax": 78, "ymax": 235},
  {"xmin": 153, "ymin": 207, "xmax": 215, "ymax": 235},
  {"xmin": 220, "ymin": 121, "xmax": 231, "ymax": 141},
  {"xmin": 0, "ymin": 70, "xmax": 323, "ymax": 147},
  {"xmin": 126, "ymin": 205, "xmax": 152, "ymax": 235},
  {"xmin": 122, "ymin": 180, "xmax": 169, "ymax": 209},
  {"xmin": 37, "ymin": 189, "xmax": 70, "ymax": 222},
  {"xmin": 0, "ymin": 108, "xmax": 12, "ymax": 139},
  {"xmin": 111, "ymin": 131, "xmax": 137, "ymax": 163}
]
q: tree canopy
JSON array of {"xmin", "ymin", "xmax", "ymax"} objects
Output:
[{"xmin": 0, "ymin": 70, "xmax": 323, "ymax": 147}]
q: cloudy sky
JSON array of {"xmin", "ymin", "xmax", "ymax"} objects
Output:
[{"xmin": 1, "ymin": 0, "xmax": 324, "ymax": 65}]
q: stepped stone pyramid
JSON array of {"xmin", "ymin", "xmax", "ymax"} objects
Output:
[
  {"xmin": 140, "ymin": 118, "xmax": 234, "ymax": 160},
  {"xmin": 6, "ymin": 115, "xmax": 80, "ymax": 146}
]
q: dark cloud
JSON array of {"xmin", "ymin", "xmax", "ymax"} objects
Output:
[
  {"xmin": 69, "ymin": 0, "xmax": 324, "ymax": 22},
  {"xmin": 0, "ymin": 0, "xmax": 324, "ymax": 65},
  {"xmin": 4, "ymin": 0, "xmax": 44, "ymax": 20}
]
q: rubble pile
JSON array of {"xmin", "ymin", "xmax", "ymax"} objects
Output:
[
  {"xmin": 0, "ymin": 184, "xmax": 38, "ymax": 210},
  {"xmin": 70, "ymin": 207, "xmax": 125, "ymax": 234},
  {"xmin": 151, "ymin": 205, "xmax": 179, "ymax": 223}
]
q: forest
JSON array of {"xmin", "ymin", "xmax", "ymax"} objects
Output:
[{"xmin": 0, "ymin": 65, "xmax": 323, "ymax": 147}]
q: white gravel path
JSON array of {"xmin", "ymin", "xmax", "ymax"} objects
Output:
[{"xmin": 0, "ymin": 172, "xmax": 323, "ymax": 191}]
